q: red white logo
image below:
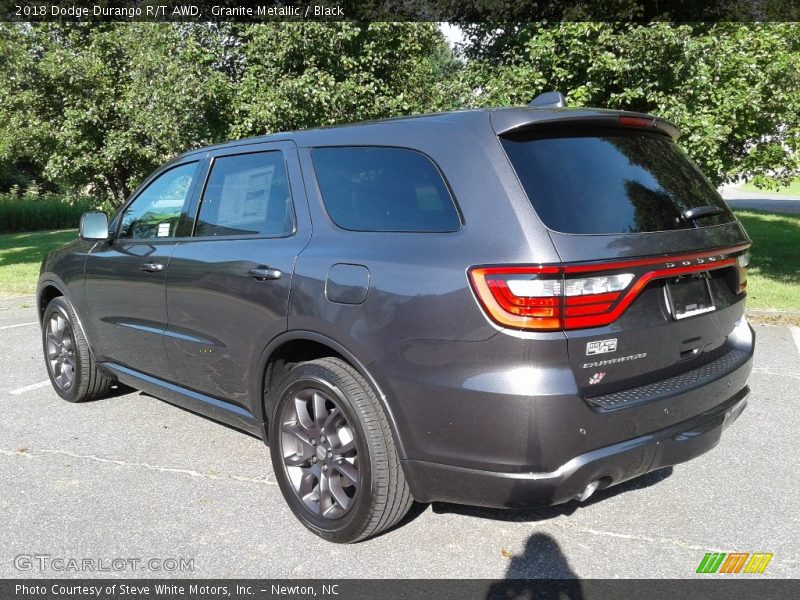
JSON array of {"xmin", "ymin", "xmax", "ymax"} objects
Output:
[{"xmin": 589, "ymin": 372, "xmax": 606, "ymax": 385}]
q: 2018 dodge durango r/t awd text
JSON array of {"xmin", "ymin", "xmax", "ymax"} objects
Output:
[{"xmin": 38, "ymin": 95, "xmax": 754, "ymax": 543}]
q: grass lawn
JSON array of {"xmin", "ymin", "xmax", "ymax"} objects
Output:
[
  {"xmin": 0, "ymin": 215, "xmax": 797, "ymax": 312},
  {"xmin": 733, "ymin": 210, "xmax": 800, "ymax": 311},
  {"xmin": 0, "ymin": 229, "xmax": 77, "ymax": 296},
  {"xmin": 740, "ymin": 177, "xmax": 800, "ymax": 197}
]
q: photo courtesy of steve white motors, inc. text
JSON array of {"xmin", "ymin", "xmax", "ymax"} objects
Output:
[
  {"xmin": 15, "ymin": 583, "xmax": 341, "ymax": 597},
  {"xmin": 13, "ymin": 3, "xmax": 346, "ymax": 18}
]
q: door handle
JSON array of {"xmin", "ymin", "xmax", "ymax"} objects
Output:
[
  {"xmin": 248, "ymin": 266, "xmax": 282, "ymax": 281},
  {"xmin": 140, "ymin": 262, "xmax": 164, "ymax": 273}
]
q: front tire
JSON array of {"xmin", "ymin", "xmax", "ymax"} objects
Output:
[
  {"xmin": 269, "ymin": 357, "xmax": 412, "ymax": 543},
  {"xmin": 42, "ymin": 296, "xmax": 113, "ymax": 403}
]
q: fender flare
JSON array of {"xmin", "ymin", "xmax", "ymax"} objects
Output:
[
  {"xmin": 252, "ymin": 330, "xmax": 407, "ymax": 459},
  {"xmin": 36, "ymin": 276, "xmax": 68, "ymax": 320},
  {"xmin": 37, "ymin": 277, "xmax": 98, "ymax": 362}
]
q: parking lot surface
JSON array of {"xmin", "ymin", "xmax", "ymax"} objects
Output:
[{"xmin": 1, "ymin": 296, "xmax": 798, "ymax": 579}]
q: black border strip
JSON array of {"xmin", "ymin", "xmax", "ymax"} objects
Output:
[
  {"xmin": 2, "ymin": 0, "xmax": 800, "ymax": 22},
  {"xmin": 3, "ymin": 579, "xmax": 800, "ymax": 599}
]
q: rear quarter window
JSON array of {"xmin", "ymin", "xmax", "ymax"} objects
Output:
[
  {"xmin": 500, "ymin": 130, "xmax": 734, "ymax": 234},
  {"xmin": 311, "ymin": 146, "xmax": 461, "ymax": 232}
]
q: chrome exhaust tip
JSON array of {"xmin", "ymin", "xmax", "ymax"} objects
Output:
[{"xmin": 576, "ymin": 479, "xmax": 600, "ymax": 502}]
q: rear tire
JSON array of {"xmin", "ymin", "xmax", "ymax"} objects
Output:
[
  {"xmin": 41, "ymin": 296, "xmax": 113, "ymax": 403},
  {"xmin": 269, "ymin": 357, "xmax": 412, "ymax": 543}
]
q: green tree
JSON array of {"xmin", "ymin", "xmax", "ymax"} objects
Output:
[
  {"xmin": 0, "ymin": 23, "xmax": 456, "ymax": 204},
  {"xmin": 459, "ymin": 23, "xmax": 800, "ymax": 188},
  {"xmin": 230, "ymin": 23, "xmax": 456, "ymax": 138},
  {"xmin": 0, "ymin": 23, "xmax": 231, "ymax": 205}
]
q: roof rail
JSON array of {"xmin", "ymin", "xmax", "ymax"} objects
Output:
[{"xmin": 529, "ymin": 91, "xmax": 567, "ymax": 108}]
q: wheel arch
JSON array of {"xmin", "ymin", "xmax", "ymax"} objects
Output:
[
  {"xmin": 254, "ymin": 330, "xmax": 407, "ymax": 459},
  {"xmin": 37, "ymin": 277, "xmax": 99, "ymax": 364},
  {"xmin": 37, "ymin": 279, "xmax": 67, "ymax": 323}
]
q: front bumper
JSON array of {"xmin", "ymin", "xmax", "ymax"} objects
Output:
[{"xmin": 403, "ymin": 385, "xmax": 748, "ymax": 508}]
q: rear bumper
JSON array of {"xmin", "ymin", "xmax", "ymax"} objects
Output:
[{"xmin": 403, "ymin": 384, "xmax": 748, "ymax": 508}]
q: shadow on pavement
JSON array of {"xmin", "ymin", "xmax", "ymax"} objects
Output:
[
  {"xmin": 74, "ymin": 382, "xmax": 134, "ymax": 403},
  {"xmin": 486, "ymin": 532, "xmax": 583, "ymax": 597}
]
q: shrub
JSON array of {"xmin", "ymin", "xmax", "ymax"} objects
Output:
[{"xmin": 0, "ymin": 190, "xmax": 96, "ymax": 233}]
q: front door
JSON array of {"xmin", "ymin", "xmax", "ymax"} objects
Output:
[
  {"xmin": 164, "ymin": 142, "xmax": 311, "ymax": 411},
  {"xmin": 84, "ymin": 160, "xmax": 203, "ymax": 380}
]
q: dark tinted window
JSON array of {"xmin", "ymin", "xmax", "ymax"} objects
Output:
[
  {"xmin": 501, "ymin": 131, "xmax": 734, "ymax": 234},
  {"xmin": 119, "ymin": 162, "xmax": 197, "ymax": 239},
  {"xmin": 311, "ymin": 147, "xmax": 460, "ymax": 232},
  {"xmin": 196, "ymin": 152, "xmax": 294, "ymax": 237}
]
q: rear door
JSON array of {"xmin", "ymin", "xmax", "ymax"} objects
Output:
[
  {"xmin": 498, "ymin": 124, "xmax": 751, "ymax": 399},
  {"xmin": 164, "ymin": 141, "xmax": 311, "ymax": 410},
  {"xmin": 84, "ymin": 160, "xmax": 202, "ymax": 379}
]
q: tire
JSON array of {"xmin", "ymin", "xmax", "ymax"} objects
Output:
[
  {"xmin": 268, "ymin": 357, "xmax": 413, "ymax": 543},
  {"xmin": 41, "ymin": 296, "xmax": 113, "ymax": 403}
]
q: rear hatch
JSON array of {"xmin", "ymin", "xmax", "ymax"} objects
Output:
[{"xmin": 488, "ymin": 110, "xmax": 752, "ymax": 405}]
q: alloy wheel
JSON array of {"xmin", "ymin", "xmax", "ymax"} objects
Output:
[
  {"xmin": 279, "ymin": 387, "xmax": 360, "ymax": 520},
  {"xmin": 45, "ymin": 312, "xmax": 76, "ymax": 390}
]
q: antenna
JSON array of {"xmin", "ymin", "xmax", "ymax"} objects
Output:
[{"xmin": 529, "ymin": 91, "xmax": 567, "ymax": 108}]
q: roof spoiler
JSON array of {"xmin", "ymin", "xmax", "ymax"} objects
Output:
[
  {"xmin": 492, "ymin": 108, "xmax": 681, "ymax": 140},
  {"xmin": 529, "ymin": 91, "xmax": 567, "ymax": 108}
]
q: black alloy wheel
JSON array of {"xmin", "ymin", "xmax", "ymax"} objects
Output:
[{"xmin": 269, "ymin": 358, "xmax": 413, "ymax": 543}]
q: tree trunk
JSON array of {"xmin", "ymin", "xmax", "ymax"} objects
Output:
[
  {"xmin": 104, "ymin": 165, "xmax": 131, "ymax": 208},
  {"xmin": 104, "ymin": 175, "xmax": 125, "ymax": 207}
]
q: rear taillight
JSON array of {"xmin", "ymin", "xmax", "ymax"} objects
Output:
[
  {"xmin": 470, "ymin": 266, "xmax": 562, "ymax": 330},
  {"xmin": 469, "ymin": 246, "xmax": 748, "ymax": 331},
  {"xmin": 470, "ymin": 267, "xmax": 634, "ymax": 330}
]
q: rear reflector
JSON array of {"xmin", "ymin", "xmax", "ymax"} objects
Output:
[{"xmin": 469, "ymin": 246, "xmax": 748, "ymax": 331}]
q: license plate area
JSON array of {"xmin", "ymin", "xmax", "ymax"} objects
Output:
[{"xmin": 664, "ymin": 274, "xmax": 715, "ymax": 320}]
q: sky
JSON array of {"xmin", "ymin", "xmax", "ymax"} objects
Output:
[{"xmin": 439, "ymin": 23, "xmax": 465, "ymax": 48}]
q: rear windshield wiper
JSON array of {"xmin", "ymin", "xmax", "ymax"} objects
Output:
[{"xmin": 679, "ymin": 205, "xmax": 725, "ymax": 223}]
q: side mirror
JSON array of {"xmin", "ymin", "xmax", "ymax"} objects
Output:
[{"xmin": 79, "ymin": 211, "xmax": 110, "ymax": 241}]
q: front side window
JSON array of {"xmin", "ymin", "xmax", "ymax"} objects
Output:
[
  {"xmin": 311, "ymin": 147, "xmax": 461, "ymax": 232},
  {"xmin": 195, "ymin": 152, "xmax": 294, "ymax": 237},
  {"xmin": 118, "ymin": 162, "xmax": 198, "ymax": 240}
]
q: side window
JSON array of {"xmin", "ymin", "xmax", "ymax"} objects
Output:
[
  {"xmin": 195, "ymin": 152, "xmax": 294, "ymax": 237},
  {"xmin": 118, "ymin": 162, "xmax": 197, "ymax": 240},
  {"xmin": 311, "ymin": 147, "xmax": 461, "ymax": 232}
]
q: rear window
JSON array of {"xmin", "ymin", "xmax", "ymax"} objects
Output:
[
  {"xmin": 500, "ymin": 130, "xmax": 734, "ymax": 234},
  {"xmin": 311, "ymin": 147, "xmax": 461, "ymax": 232}
]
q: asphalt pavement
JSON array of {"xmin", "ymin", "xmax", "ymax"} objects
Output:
[
  {"xmin": 721, "ymin": 185, "xmax": 800, "ymax": 215},
  {"xmin": 1, "ymin": 296, "xmax": 798, "ymax": 579}
]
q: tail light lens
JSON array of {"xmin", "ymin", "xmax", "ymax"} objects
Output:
[
  {"xmin": 470, "ymin": 267, "xmax": 634, "ymax": 330},
  {"xmin": 469, "ymin": 246, "xmax": 748, "ymax": 331},
  {"xmin": 470, "ymin": 266, "xmax": 562, "ymax": 330}
]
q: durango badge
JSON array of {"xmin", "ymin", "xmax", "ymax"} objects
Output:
[{"xmin": 586, "ymin": 338, "xmax": 617, "ymax": 356}]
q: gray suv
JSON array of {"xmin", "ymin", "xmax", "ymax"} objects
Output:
[{"xmin": 38, "ymin": 98, "xmax": 754, "ymax": 542}]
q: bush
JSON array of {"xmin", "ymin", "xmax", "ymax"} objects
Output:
[{"xmin": 0, "ymin": 189, "xmax": 95, "ymax": 233}]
